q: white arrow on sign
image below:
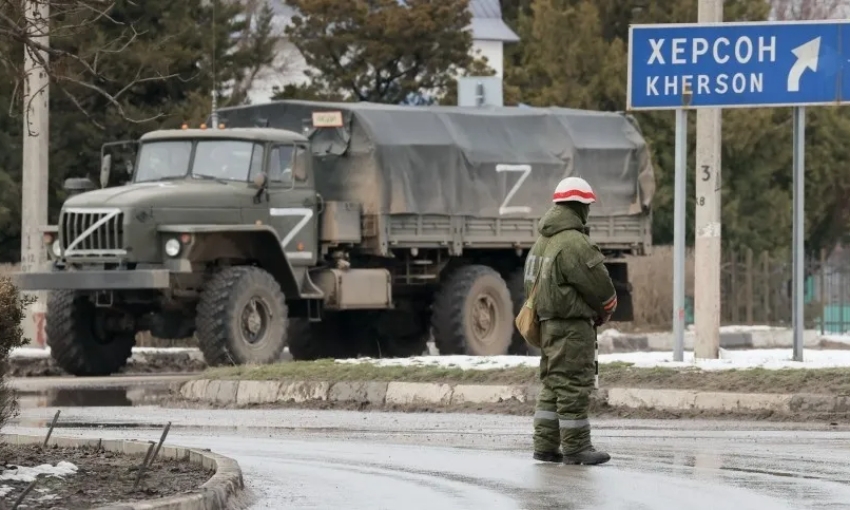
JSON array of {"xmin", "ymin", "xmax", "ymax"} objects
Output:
[{"xmin": 787, "ymin": 37, "xmax": 821, "ymax": 92}]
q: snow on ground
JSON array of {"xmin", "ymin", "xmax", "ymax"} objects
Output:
[
  {"xmin": 822, "ymin": 335, "xmax": 850, "ymax": 345},
  {"xmin": 9, "ymin": 347, "xmax": 51, "ymax": 359},
  {"xmin": 336, "ymin": 349, "xmax": 850, "ymax": 371},
  {"xmin": 0, "ymin": 461, "xmax": 78, "ymax": 483},
  {"xmin": 9, "ymin": 346, "xmax": 198, "ymax": 359},
  {"xmin": 599, "ymin": 325, "xmax": 824, "ymax": 336}
]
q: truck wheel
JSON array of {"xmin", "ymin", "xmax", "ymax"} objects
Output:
[
  {"xmin": 195, "ymin": 266, "xmax": 288, "ymax": 366},
  {"xmin": 431, "ymin": 264, "xmax": 513, "ymax": 356},
  {"xmin": 506, "ymin": 269, "xmax": 541, "ymax": 356},
  {"xmin": 45, "ymin": 291, "xmax": 135, "ymax": 376}
]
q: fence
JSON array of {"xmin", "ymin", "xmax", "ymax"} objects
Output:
[
  {"xmin": 719, "ymin": 248, "xmax": 850, "ymax": 332},
  {"xmin": 625, "ymin": 246, "xmax": 850, "ymax": 333}
]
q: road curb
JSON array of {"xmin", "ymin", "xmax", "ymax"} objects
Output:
[
  {"xmin": 180, "ymin": 378, "xmax": 849, "ymax": 415},
  {"xmin": 2, "ymin": 433, "xmax": 245, "ymax": 510}
]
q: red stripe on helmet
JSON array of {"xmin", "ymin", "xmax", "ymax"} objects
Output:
[{"xmin": 553, "ymin": 189, "xmax": 596, "ymax": 201}]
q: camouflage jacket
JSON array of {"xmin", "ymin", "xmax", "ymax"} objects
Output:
[{"xmin": 523, "ymin": 205, "xmax": 618, "ymax": 322}]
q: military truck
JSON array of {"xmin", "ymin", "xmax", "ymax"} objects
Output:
[{"xmin": 13, "ymin": 100, "xmax": 655, "ymax": 376}]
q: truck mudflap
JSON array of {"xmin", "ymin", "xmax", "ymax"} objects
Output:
[{"xmin": 11, "ymin": 269, "xmax": 170, "ymax": 291}]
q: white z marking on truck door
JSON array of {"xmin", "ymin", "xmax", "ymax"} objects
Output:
[
  {"xmin": 270, "ymin": 207, "xmax": 314, "ymax": 259},
  {"xmin": 496, "ymin": 164, "xmax": 532, "ymax": 215}
]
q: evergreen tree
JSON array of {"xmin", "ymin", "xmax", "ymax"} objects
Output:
[{"xmin": 281, "ymin": 0, "xmax": 491, "ymax": 104}]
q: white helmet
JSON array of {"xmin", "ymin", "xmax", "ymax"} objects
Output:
[{"xmin": 552, "ymin": 177, "xmax": 596, "ymax": 204}]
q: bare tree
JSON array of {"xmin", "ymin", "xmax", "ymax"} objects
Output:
[
  {"xmin": 225, "ymin": 0, "xmax": 300, "ymax": 104},
  {"xmin": 0, "ymin": 0, "xmax": 181, "ymax": 127},
  {"xmin": 770, "ymin": 0, "xmax": 849, "ymax": 20}
]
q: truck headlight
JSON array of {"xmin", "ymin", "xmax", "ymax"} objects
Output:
[
  {"xmin": 164, "ymin": 238, "xmax": 181, "ymax": 257},
  {"xmin": 51, "ymin": 239, "xmax": 62, "ymax": 258}
]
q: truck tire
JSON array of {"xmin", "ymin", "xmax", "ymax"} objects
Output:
[
  {"xmin": 45, "ymin": 290, "xmax": 135, "ymax": 376},
  {"xmin": 431, "ymin": 264, "xmax": 513, "ymax": 356},
  {"xmin": 195, "ymin": 266, "xmax": 288, "ymax": 366},
  {"xmin": 506, "ymin": 269, "xmax": 541, "ymax": 356}
]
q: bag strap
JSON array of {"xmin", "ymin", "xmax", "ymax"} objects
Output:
[{"xmin": 526, "ymin": 236, "xmax": 554, "ymax": 307}]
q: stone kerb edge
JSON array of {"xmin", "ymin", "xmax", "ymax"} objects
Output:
[
  {"xmin": 182, "ymin": 379, "xmax": 848, "ymax": 414},
  {"xmin": 1, "ymin": 433, "xmax": 244, "ymax": 510}
]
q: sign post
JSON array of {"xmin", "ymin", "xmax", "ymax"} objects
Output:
[
  {"xmin": 627, "ymin": 20, "xmax": 848, "ymax": 363},
  {"xmin": 792, "ymin": 106, "xmax": 805, "ymax": 362},
  {"xmin": 673, "ymin": 106, "xmax": 687, "ymax": 362}
]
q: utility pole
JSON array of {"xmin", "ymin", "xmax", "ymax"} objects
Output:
[
  {"xmin": 20, "ymin": 0, "xmax": 50, "ymax": 347},
  {"xmin": 694, "ymin": 0, "xmax": 723, "ymax": 359}
]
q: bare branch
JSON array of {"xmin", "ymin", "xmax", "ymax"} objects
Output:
[
  {"xmin": 770, "ymin": 0, "xmax": 850, "ymax": 20},
  {"xmin": 0, "ymin": 0, "xmax": 180, "ymax": 126}
]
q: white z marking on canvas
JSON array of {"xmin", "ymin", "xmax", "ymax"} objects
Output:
[{"xmin": 496, "ymin": 164, "xmax": 532, "ymax": 215}]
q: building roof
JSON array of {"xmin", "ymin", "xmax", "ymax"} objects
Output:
[
  {"xmin": 469, "ymin": 0, "xmax": 519, "ymax": 42},
  {"xmin": 269, "ymin": 0, "xmax": 519, "ymax": 42}
]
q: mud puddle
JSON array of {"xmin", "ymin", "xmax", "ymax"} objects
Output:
[{"xmin": 15, "ymin": 385, "xmax": 174, "ymax": 409}]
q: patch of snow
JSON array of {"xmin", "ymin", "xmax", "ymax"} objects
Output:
[
  {"xmin": 335, "ymin": 349, "xmax": 850, "ymax": 372},
  {"xmin": 336, "ymin": 355, "xmax": 539, "ymax": 370},
  {"xmin": 131, "ymin": 347, "xmax": 199, "ymax": 354},
  {"xmin": 37, "ymin": 494, "xmax": 59, "ymax": 502},
  {"xmin": 822, "ymin": 335, "xmax": 850, "ymax": 345},
  {"xmin": 718, "ymin": 324, "xmax": 789, "ymax": 333},
  {"xmin": 11, "ymin": 346, "xmax": 199, "ymax": 359},
  {"xmin": 9, "ymin": 347, "xmax": 50, "ymax": 359},
  {"xmin": 0, "ymin": 485, "xmax": 13, "ymax": 497},
  {"xmin": 597, "ymin": 328, "xmax": 624, "ymax": 339},
  {"xmin": 0, "ymin": 461, "xmax": 78, "ymax": 483}
]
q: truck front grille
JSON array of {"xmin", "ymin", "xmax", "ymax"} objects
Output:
[{"xmin": 61, "ymin": 208, "xmax": 126, "ymax": 257}]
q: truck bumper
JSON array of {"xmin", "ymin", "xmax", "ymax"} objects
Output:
[{"xmin": 11, "ymin": 269, "xmax": 170, "ymax": 291}]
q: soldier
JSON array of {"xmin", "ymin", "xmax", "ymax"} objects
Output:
[{"xmin": 523, "ymin": 176, "xmax": 617, "ymax": 466}]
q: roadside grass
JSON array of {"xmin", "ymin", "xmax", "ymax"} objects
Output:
[
  {"xmin": 203, "ymin": 360, "xmax": 541, "ymax": 385},
  {"xmin": 201, "ymin": 360, "xmax": 850, "ymax": 395}
]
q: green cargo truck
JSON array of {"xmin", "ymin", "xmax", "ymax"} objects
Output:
[{"xmin": 13, "ymin": 100, "xmax": 655, "ymax": 376}]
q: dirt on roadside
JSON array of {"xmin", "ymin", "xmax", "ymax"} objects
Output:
[
  {"xmin": 0, "ymin": 442, "xmax": 213, "ymax": 509},
  {"xmin": 198, "ymin": 360, "xmax": 850, "ymax": 396},
  {"xmin": 157, "ymin": 389, "xmax": 850, "ymax": 424},
  {"xmin": 601, "ymin": 364, "xmax": 850, "ymax": 395}
]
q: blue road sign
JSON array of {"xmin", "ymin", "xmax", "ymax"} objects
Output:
[{"xmin": 627, "ymin": 20, "xmax": 850, "ymax": 110}]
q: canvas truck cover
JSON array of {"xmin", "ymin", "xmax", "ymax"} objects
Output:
[{"xmin": 214, "ymin": 100, "xmax": 656, "ymax": 218}]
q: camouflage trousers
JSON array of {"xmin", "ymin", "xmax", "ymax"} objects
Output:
[{"xmin": 533, "ymin": 318, "xmax": 596, "ymax": 455}]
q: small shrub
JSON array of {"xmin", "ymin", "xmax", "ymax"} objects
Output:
[{"xmin": 0, "ymin": 276, "xmax": 36, "ymax": 428}]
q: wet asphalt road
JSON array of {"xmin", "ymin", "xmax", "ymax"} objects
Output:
[{"xmin": 8, "ymin": 379, "xmax": 850, "ymax": 510}]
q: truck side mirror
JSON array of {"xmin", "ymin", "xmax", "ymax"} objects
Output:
[
  {"xmin": 251, "ymin": 173, "xmax": 269, "ymax": 204},
  {"xmin": 251, "ymin": 173, "xmax": 267, "ymax": 189},
  {"xmin": 100, "ymin": 154, "xmax": 112, "ymax": 188}
]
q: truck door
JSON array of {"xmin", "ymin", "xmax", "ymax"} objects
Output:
[{"xmin": 266, "ymin": 143, "xmax": 318, "ymax": 267}]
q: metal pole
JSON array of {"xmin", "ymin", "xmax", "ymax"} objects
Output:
[
  {"xmin": 694, "ymin": 0, "xmax": 723, "ymax": 360},
  {"xmin": 20, "ymin": 0, "xmax": 50, "ymax": 346},
  {"xmin": 792, "ymin": 106, "xmax": 805, "ymax": 362},
  {"xmin": 673, "ymin": 108, "xmax": 687, "ymax": 362}
]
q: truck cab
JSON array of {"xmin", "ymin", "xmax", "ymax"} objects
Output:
[{"xmin": 16, "ymin": 127, "xmax": 337, "ymax": 375}]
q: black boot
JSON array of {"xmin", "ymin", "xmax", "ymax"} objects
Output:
[
  {"xmin": 562, "ymin": 447, "xmax": 610, "ymax": 466},
  {"xmin": 533, "ymin": 451, "xmax": 563, "ymax": 462}
]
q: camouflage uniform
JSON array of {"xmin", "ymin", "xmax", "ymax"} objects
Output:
[{"xmin": 523, "ymin": 202, "xmax": 617, "ymax": 464}]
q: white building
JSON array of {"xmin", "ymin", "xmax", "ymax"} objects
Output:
[{"xmin": 246, "ymin": 0, "xmax": 519, "ymax": 104}]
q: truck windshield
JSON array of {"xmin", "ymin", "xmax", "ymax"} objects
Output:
[{"xmin": 135, "ymin": 140, "xmax": 264, "ymax": 183}]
